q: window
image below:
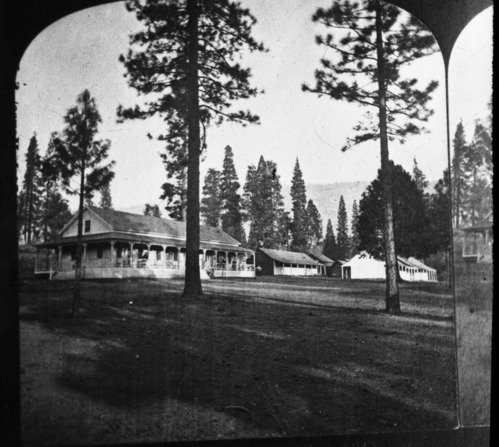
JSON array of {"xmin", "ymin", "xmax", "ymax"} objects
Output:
[
  {"xmin": 97, "ymin": 247, "xmax": 103, "ymax": 259},
  {"xmin": 70, "ymin": 248, "xmax": 76, "ymax": 261},
  {"xmin": 156, "ymin": 250, "xmax": 161, "ymax": 261},
  {"xmin": 117, "ymin": 247, "xmax": 122, "ymax": 258},
  {"xmin": 84, "ymin": 220, "xmax": 91, "ymax": 233}
]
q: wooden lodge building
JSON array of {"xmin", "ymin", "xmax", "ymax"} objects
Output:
[
  {"xmin": 35, "ymin": 206, "xmax": 255, "ymax": 280},
  {"xmin": 256, "ymin": 248, "xmax": 326, "ymax": 276}
]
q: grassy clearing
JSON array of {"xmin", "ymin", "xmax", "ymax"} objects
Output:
[{"xmin": 20, "ymin": 276, "xmax": 457, "ymax": 444}]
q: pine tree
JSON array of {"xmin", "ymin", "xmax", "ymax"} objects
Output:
[
  {"xmin": 412, "ymin": 157, "xmax": 428, "ymax": 192},
  {"xmin": 303, "ymin": 0, "xmax": 438, "ymax": 313},
  {"xmin": 305, "ymin": 199, "xmax": 323, "ymax": 249},
  {"xmin": 290, "ymin": 158, "xmax": 308, "ymax": 251},
  {"xmin": 19, "ymin": 133, "xmax": 42, "ymax": 244},
  {"xmin": 452, "ymin": 121, "xmax": 467, "ymax": 228},
  {"xmin": 427, "ymin": 168, "xmax": 452, "ymax": 285},
  {"xmin": 350, "ymin": 199, "xmax": 360, "ymax": 257},
  {"xmin": 53, "ymin": 89, "xmax": 115, "ymax": 317},
  {"xmin": 427, "ymin": 169, "xmax": 451, "ymax": 258},
  {"xmin": 220, "ymin": 145, "xmax": 245, "ymax": 242},
  {"xmin": 460, "ymin": 122, "xmax": 492, "ymax": 228},
  {"xmin": 38, "ymin": 134, "xmax": 72, "ymax": 242},
  {"xmin": 99, "ymin": 184, "xmax": 113, "ymax": 209},
  {"xmin": 201, "ymin": 168, "xmax": 223, "ymax": 227},
  {"xmin": 358, "ymin": 163, "xmax": 431, "ymax": 260},
  {"xmin": 243, "ymin": 156, "xmax": 286, "ymax": 250},
  {"xmin": 144, "ymin": 204, "xmax": 162, "ymax": 218},
  {"xmin": 323, "ymin": 219, "xmax": 337, "ymax": 260},
  {"xmin": 336, "ymin": 196, "xmax": 349, "ymax": 259},
  {"xmin": 118, "ymin": 0, "xmax": 266, "ymax": 298}
]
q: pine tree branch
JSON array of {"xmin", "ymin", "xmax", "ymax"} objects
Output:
[{"xmin": 320, "ymin": 39, "xmax": 377, "ymax": 61}]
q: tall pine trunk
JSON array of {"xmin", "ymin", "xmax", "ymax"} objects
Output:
[
  {"xmin": 183, "ymin": 0, "xmax": 203, "ymax": 298},
  {"xmin": 72, "ymin": 161, "xmax": 85, "ymax": 317},
  {"xmin": 27, "ymin": 184, "xmax": 34, "ymax": 244},
  {"xmin": 455, "ymin": 164, "xmax": 461, "ymax": 228},
  {"xmin": 375, "ymin": 0, "xmax": 400, "ymax": 314}
]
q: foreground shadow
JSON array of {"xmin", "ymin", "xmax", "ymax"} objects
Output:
[{"xmin": 20, "ymin": 279, "xmax": 458, "ymax": 442}]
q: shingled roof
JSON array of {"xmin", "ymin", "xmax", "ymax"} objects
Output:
[
  {"xmin": 258, "ymin": 248, "xmax": 320, "ymax": 266},
  {"xmin": 307, "ymin": 251, "xmax": 334, "ymax": 265},
  {"xmin": 86, "ymin": 206, "xmax": 241, "ymax": 245}
]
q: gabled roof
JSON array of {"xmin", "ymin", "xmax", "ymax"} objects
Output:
[
  {"xmin": 407, "ymin": 257, "xmax": 436, "ymax": 272},
  {"xmin": 258, "ymin": 248, "xmax": 320, "ymax": 266},
  {"xmin": 307, "ymin": 252, "xmax": 334, "ymax": 265},
  {"xmin": 61, "ymin": 206, "xmax": 242, "ymax": 246},
  {"xmin": 397, "ymin": 256, "xmax": 417, "ymax": 269}
]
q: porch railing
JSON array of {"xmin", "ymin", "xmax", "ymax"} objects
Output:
[
  {"xmin": 53, "ymin": 257, "xmax": 181, "ymax": 272},
  {"xmin": 210, "ymin": 263, "xmax": 255, "ymax": 271}
]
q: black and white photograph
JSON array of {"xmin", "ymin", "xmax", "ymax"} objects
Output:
[{"xmin": 1, "ymin": 0, "xmax": 492, "ymax": 445}]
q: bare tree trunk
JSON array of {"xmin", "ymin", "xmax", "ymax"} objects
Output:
[
  {"xmin": 181, "ymin": 166, "xmax": 187, "ymax": 222},
  {"xmin": 183, "ymin": 0, "xmax": 203, "ymax": 298},
  {"xmin": 375, "ymin": 0, "xmax": 400, "ymax": 314},
  {"xmin": 72, "ymin": 163, "xmax": 85, "ymax": 317}
]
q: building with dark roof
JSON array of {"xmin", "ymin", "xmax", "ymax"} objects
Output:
[
  {"xmin": 256, "ymin": 248, "xmax": 324, "ymax": 276},
  {"xmin": 307, "ymin": 252, "xmax": 334, "ymax": 276},
  {"xmin": 35, "ymin": 206, "xmax": 254, "ymax": 280}
]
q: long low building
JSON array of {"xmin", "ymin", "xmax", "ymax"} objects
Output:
[
  {"xmin": 256, "ymin": 248, "xmax": 325, "ymax": 276},
  {"xmin": 341, "ymin": 251, "xmax": 437, "ymax": 282},
  {"xmin": 35, "ymin": 206, "xmax": 255, "ymax": 280}
]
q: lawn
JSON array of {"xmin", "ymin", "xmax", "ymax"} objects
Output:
[{"xmin": 20, "ymin": 276, "xmax": 458, "ymax": 445}]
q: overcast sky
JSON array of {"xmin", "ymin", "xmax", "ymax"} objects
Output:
[{"xmin": 16, "ymin": 0, "xmax": 493, "ymax": 212}]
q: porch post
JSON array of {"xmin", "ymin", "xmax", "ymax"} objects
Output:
[
  {"xmin": 82, "ymin": 243, "xmax": 87, "ymax": 261},
  {"xmin": 110, "ymin": 241, "xmax": 115, "ymax": 267},
  {"xmin": 129, "ymin": 242, "xmax": 134, "ymax": 267},
  {"xmin": 162, "ymin": 245, "xmax": 167, "ymax": 268},
  {"xmin": 58, "ymin": 245, "xmax": 62, "ymax": 269}
]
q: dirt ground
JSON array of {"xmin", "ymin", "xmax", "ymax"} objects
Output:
[{"xmin": 19, "ymin": 276, "xmax": 458, "ymax": 445}]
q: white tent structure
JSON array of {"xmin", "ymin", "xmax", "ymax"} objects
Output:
[
  {"xmin": 341, "ymin": 252, "xmax": 386, "ymax": 280},
  {"xmin": 341, "ymin": 252, "xmax": 437, "ymax": 282}
]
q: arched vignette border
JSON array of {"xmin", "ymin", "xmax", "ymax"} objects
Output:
[{"xmin": 0, "ymin": 1, "xmax": 492, "ymax": 446}]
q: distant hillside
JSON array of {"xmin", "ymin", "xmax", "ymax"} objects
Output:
[{"xmin": 283, "ymin": 182, "xmax": 370, "ymax": 232}]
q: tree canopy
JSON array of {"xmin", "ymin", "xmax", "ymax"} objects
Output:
[
  {"xmin": 323, "ymin": 219, "xmax": 338, "ymax": 260},
  {"xmin": 243, "ymin": 156, "xmax": 287, "ymax": 250},
  {"xmin": 336, "ymin": 195, "xmax": 349, "ymax": 259},
  {"xmin": 201, "ymin": 168, "xmax": 223, "ymax": 227},
  {"xmin": 357, "ymin": 163, "xmax": 431, "ymax": 260},
  {"xmin": 220, "ymin": 145, "xmax": 245, "ymax": 242},
  {"xmin": 290, "ymin": 158, "xmax": 308, "ymax": 251}
]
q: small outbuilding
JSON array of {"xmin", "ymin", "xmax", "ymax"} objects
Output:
[
  {"xmin": 256, "ymin": 248, "xmax": 323, "ymax": 276},
  {"xmin": 330, "ymin": 259, "xmax": 348, "ymax": 277}
]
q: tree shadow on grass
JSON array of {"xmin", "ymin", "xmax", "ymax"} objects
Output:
[{"xmin": 20, "ymin": 279, "xmax": 457, "ymax": 442}]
